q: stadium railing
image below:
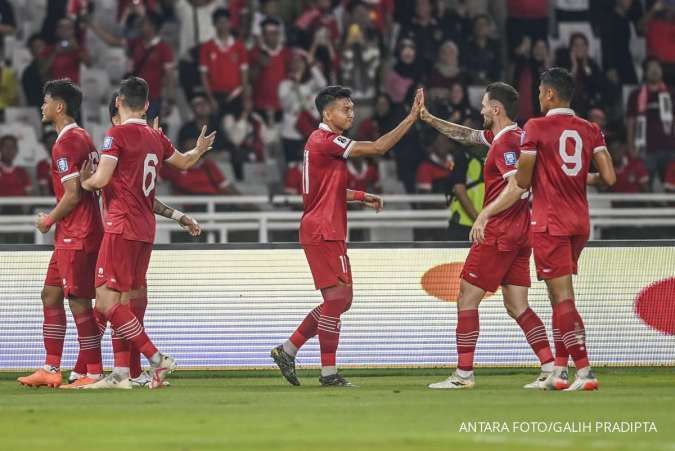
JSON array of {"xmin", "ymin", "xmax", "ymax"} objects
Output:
[
  {"xmin": 1, "ymin": 241, "xmax": 673, "ymax": 370},
  {"xmin": 0, "ymin": 194, "xmax": 674, "ymax": 243}
]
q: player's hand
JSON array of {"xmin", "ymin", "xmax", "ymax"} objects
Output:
[
  {"xmin": 420, "ymin": 105, "xmax": 432, "ymax": 123},
  {"xmin": 362, "ymin": 193, "xmax": 384, "ymax": 213},
  {"xmin": 409, "ymin": 88, "xmax": 424, "ymax": 119},
  {"xmin": 35, "ymin": 212, "xmax": 52, "ymax": 233},
  {"xmin": 195, "ymin": 125, "xmax": 216, "ymax": 155},
  {"xmin": 80, "ymin": 160, "xmax": 94, "ymax": 191},
  {"xmin": 152, "ymin": 116, "xmax": 163, "ymax": 132},
  {"xmin": 178, "ymin": 213, "xmax": 202, "ymax": 236},
  {"xmin": 470, "ymin": 212, "xmax": 489, "ymax": 243}
]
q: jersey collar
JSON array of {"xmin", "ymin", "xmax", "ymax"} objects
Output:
[
  {"xmin": 122, "ymin": 118, "xmax": 147, "ymax": 125},
  {"xmin": 492, "ymin": 123, "xmax": 518, "ymax": 142},
  {"xmin": 56, "ymin": 122, "xmax": 79, "ymax": 143},
  {"xmin": 546, "ymin": 107, "xmax": 575, "ymax": 117},
  {"xmin": 318, "ymin": 122, "xmax": 332, "ymax": 132}
]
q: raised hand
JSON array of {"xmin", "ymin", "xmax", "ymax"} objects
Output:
[
  {"xmin": 196, "ymin": 125, "xmax": 216, "ymax": 154},
  {"xmin": 409, "ymin": 88, "xmax": 425, "ymax": 119},
  {"xmin": 420, "ymin": 105, "xmax": 432, "ymax": 123}
]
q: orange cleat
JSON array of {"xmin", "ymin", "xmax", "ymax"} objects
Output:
[
  {"xmin": 60, "ymin": 376, "xmax": 102, "ymax": 389},
  {"xmin": 17, "ymin": 369, "xmax": 62, "ymax": 388}
]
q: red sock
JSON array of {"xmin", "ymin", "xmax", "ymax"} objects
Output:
[
  {"xmin": 553, "ymin": 299, "xmax": 589, "ymax": 370},
  {"xmin": 516, "ymin": 308, "xmax": 554, "ymax": 365},
  {"xmin": 107, "ymin": 303, "xmax": 158, "ymax": 360},
  {"xmin": 73, "ymin": 309, "xmax": 103, "ymax": 375},
  {"xmin": 43, "ymin": 305, "xmax": 67, "ymax": 368},
  {"xmin": 94, "ymin": 308, "xmax": 107, "ymax": 338},
  {"xmin": 456, "ymin": 309, "xmax": 479, "ymax": 372},
  {"xmin": 129, "ymin": 297, "xmax": 148, "ymax": 378},
  {"xmin": 317, "ymin": 286, "xmax": 351, "ymax": 367},
  {"xmin": 73, "ymin": 352, "xmax": 87, "ymax": 375},
  {"xmin": 111, "ymin": 328, "xmax": 130, "ymax": 368},
  {"xmin": 290, "ymin": 305, "xmax": 322, "ymax": 349},
  {"xmin": 552, "ymin": 309, "xmax": 570, "ymax": 367}
]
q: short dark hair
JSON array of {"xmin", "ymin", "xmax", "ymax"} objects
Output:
[
  {"xmin": 0, "ymin": 134, "xmax": 17, "ymax": 146},
  {"xmin": 212, "ymin": 8, "xmax": 230, "ymax": 24},
  {"xmin": 568, "ymin": 32, "xmax": 589, "ymax": 48},
  {"xmin": 27, "ymin": 33, "xmax": 42, "ymax": 47},
  {"xmin": 43, "ymin": 78, "xmax": 82, "ymax": 119},
  {"xmin": 144, "ymin": 11, "xmax": 164, "ymax": 32},
  {"xmin": 540, "ymin": 67, "xmax": 575, "ymax": 102},
  {"xmin": 485, "ymin": 82, "xmax": 519, "ymax": 120},
  {"xmin": 260, "ymin": 17, "xmax": 281, "ymax": 29},
  {"xmin": 108, "ymin": 91, "xmax": 119, "ymax": 123},
  {"xmin": 315, "ymin": 85, "xmax": 352, "ymax": 118},
  {"xmin": 119, "ymin": 76, "xmax": 148, "ymax": 111}
]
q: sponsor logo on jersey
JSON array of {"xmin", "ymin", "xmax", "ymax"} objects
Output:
[
  {"xmin": 504, "ymin": 151, "xmax": 517, "ymax": 166},
  {"xmin": 102, "ymin": 136, "xmax": 113, "ymax": 150},
  {"xmin": 333, "ymin": 135, "xmax": 351, "ymax": 149},
  {"xmin": 56, "ymin": 158, "xmax": 69, "ymax": 173}
]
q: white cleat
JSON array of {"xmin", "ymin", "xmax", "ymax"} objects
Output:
[
  {"xmin": 564, "ymin": 371, "xmax": 599, "ymax": 391},
  {"xmin": 541, "ymin": 369, "xmax": 570, "ymax": 391},
  {"xmin": 131, "ymin": 370, "xmax": 170, "ymax": 388},
  {"xmin": 428, "ymin": 372, "xmax": 475, "ymax": 389},
  {"xmin": 81, "ymin": 372, "xmax": 132, "ymax": 390},
  {"xmin": 68, "ymin": 371, "xmax": 85, "ymax": 383},
  {"xmin": 148, "ymin": 354, "xmax": 176, "ymax": 389},
  {"xmin": 523, "ymin": 371, "xmax": 552, "ymax": 389}
]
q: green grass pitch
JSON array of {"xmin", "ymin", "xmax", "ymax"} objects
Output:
[{"xmin": 1, "ymin": 367, "xmax": 673, "ymax": 451}]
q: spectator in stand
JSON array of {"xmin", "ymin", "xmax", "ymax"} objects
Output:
[
  {"xmin": 251, "ymin": 0, "xmax": 286, "ymax": 42},
  {"xmin": 436, "ymin": 0, "xmax": 471, "ymax": 49},
  {"xmin": 0, "ymin": 135, "xmax": 31, "ymax": 197},
  {"xmin": 399, "ymin": 0, "xmax": 447, "ymax": 69},
  {"xmin": 641, "ymin": 0, "xmax": 675, "ymax": 84},
  {"xmin": 200, "ymin": 8, "xmax": 249, "ymax": 118},
  {"xmin": 505, "ymin": 0, "xmax": 549, "ymax": 56},
  {"xmin": 249, "ymin": 17, "xmax": 291, "ymax": 119},
  {"xmin": 339, "ymin": 1, "xmax": 383, "ymax": 106},
  {"xmin": 626, "ymin": 57, "xmax": 675, "ymax": 187},
  {"xmin": 160, "ymin": 138, "xmax": 241, "ymax": 195},
  {"xmin": 278, "ymin": 49, "xmax": 326, "ymax": 163},
  {"xmin": 427, "ymin": 41, "xmax": 468, "ymax": 96},
  {"xmin": 556, "ymin": 32, "xmax": 607, "ymax": 117},
  {"xmin": 36, "ymin": 129, "xmax": 58, "ymax": 196},
  {"xmin": 383, "ymin": 37, "xmax": 422, "ymax": 105},
  {"xmin": 294, "ymin": 0, "xmax": 340, "ymax": 47},
  {"xmin": 87, "ymin": 11, "xmax": 177, "ymax": 120},
  {"xmin": 0, "ymin": 56, "xmax": 18, "ymax": 114},
  {"xmin": 430, "ymin": 81, "xmax": 477, "ymax": 128},
  {"xmin": 347, "ymin": 158, "xmax": 381, "ymax": 193},
  {"xmin": 607, "ymin": 137, "xmax": 650, "ymax": 193},
  {"xmin": 283, "ymin": 161, "xmax": 303, "ymax": 194},
  {"xmin": 42, "ymin": 17, "xmax": 91, "ymax": 84},
  {"xmin": 0, "ymin": 0, "xmax": 16, "ymax": 50},
  {"xmin": 463, "ymin": 14, "xmax": 502, "ymax": 85},
  {"xmin": 22, "ymin": 34, "xmax": 47, "ymax": 110},
  {"xmin": 599, "ymin": 0, "xmax": 643, "ymax": 85},
  {"xmin": 178, "ymin": 93, "xmax": 228, "ymax": 154},
  {"xmin": 223, "ymin": 94, "xmax": 266, "ymax": 180},
  {"xmin": 512, "ymin": 37, "xmax": 551, "ymax": 122},
  {"xmin": 416, "ymin": 132, "xmax": 453, "ymax": 194}
]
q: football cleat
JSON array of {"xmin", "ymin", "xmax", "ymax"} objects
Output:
[
  {"xmin": 319, "ymin": 373, "xmax": 356, "ymax": 387},
  {"xmin": 60, "ymin": 375, "xmax": 102, "ymax": 389},
  {"xmin": 541, "ymin": 368, "xmax": 570, "ymax": 390},
  {"xmin": 131, "ymin": 370, "xmax": 170, "ymax": 387},
  {"xmin": 148, "ymin": 354, "xmax": 176, "ymax": 389},
  {"xmin": 523, "ymin": 371, "xmax": 553, "ymax": 389},
  {"xmin": 17, "ymin": 369, "xmax": 62, "ymax": 388},
  {"xmin": 271, "ymin": 345, "xmax": 300, "ymax": 386},
  {"xmin": 68, "ymin": 371, "xmax": 85, "ymax": 383},
  {"xmin": 564, "ymin": 371, "xmax": 599, "ymax": 391},
  {"xmin": 428, "ymin": 372, "xmax": 475, "ymax": 389},
  {"xmin": 81, "ymin": 372, "xmax": 132, "ymax": 390}
]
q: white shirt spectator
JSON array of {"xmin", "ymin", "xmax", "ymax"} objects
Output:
[{"xmin": 174, "ymin": 0, "xmax": 227, "ymax": 58}]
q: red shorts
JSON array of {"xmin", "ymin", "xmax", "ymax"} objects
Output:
[
  {"xmin": 461, "ymin": 242, "xmax": 531, "ymax": 292},
  {"xmin": 532, "ymin": 232, "xmax": 588, "ymax": 280},
  {"xmin": 302, "ymin": 240, "xmax": 352, "ymax": 290},
  {"xmin": 95, "ymin": 233, "xmax": 152, "ymax": 292},
  {"xmin": 44, "ymin": 249, "xmax": 98, "ymax": 299}
]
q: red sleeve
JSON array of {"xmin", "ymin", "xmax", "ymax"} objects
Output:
[
  {"xmin": 416, "ymin": 163, "xmax": 432, "ymax": 189},
  {"xmin": 590, "ymin": 123, "xmax": 607, "ymax": 155},
  {"xmin": 205, "ymin": 160, "xmax": 227, "ymax": 188},
  {"xmin": 480, "ymin": 129, "xmax": 494, "ymax": 145},
  {"xmin": 520, "ymin": 120, "xmax": 539, "ymax": 155},
  {"xmin": 323, "ymin": 134, "xmax": 354, "ymax": 159},
  {"xmin": 52, "ymin": 140, "xmax": 82, "ymax": 184},
  {"xmin": 199, "ymin": 42, "xmax": 209, "ymax": 72},
  {"xmin": 493, "ymin": 138, "xmax": 520, "ymax": 178},
  {"xmin": 160, "ymin": 42, "xmax": 175, "ymax": 66},
  {"xmin": 100, "ymin": 127, "xmax": 122, "ymax": 161},
  {"xmin": 19, "ymin": 168, "xmax": 32, "ymax": 192},
  {"xmin": 158, "ymin": 131, "xmax": 177, "ymax": 161}
]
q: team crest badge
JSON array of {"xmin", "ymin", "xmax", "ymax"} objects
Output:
[
  {"xmin": 102, "ymin": 136, "xmax": 113, "ymax": 150},
  {"xmin": 56, "ymin": 158, "xmax": 69, "ymax": 173},
  {"xmin": 504, "ymin": 151, "xmax": 517, "ymax": 166}
]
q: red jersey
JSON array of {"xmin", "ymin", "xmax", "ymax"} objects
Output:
[
  {"xmin": 128, "ymin": 37, "xmax": 174, "ymax": 100},
  {"xmin": 415, "ymin": 159, "xmax": 451, "ymax": 192},
  {"xmin": 250, "ymin": 45, "xmax": 291, "ymax": 111},
  {"xmin": 610, "ymin": 156, "xmax": 649, "ymax": 193},
  {"xmin": 199, "ymin": 36, "xmax": 249, "ymax": 94},
  {"xmin": 521, "ymin": 108, "xmax": 607, "ymax": 236},
  {"xmin": 347, "ymin": 161, "xmax": 380, "ymax": 192},
  {"xmin": 0, "ymin": 164, "xmax": 31, "ymax": 196},
  {"xmin": 99, "ymin": 118, "xmax": 176, "ymax": 243},
  {"xmin": 479, "ymin": 125, "xmax": 530, "ymax": 250},
  {"xmin": 51, "ymin": 123, "xmax": 102, "ymax": 252},
  {"xmin": 37, "ymin": 158, "xmax": 53, "ymax": 194},
  {"xmin": 299, "ymin": 123, "xmax": 354, "ymax": 244},
  {"xmin": 160, "ymin": 159, "xmax": 228, "ymax": 195},
  {"xmin": 284, "ymin": 162, "xmax": 303, "ymax": 194},
  {"xmin": 42, "ymin": 45, "xmax": 85, "ymax": 83}
]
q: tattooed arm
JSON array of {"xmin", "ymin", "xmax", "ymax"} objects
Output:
[
  {"xmin": 153, "ymin": 198, "xmax": 202, "ymax": 236},
  {"xmin": 420, "ymin": 106, "xmax": 486, "ymax": 146}
]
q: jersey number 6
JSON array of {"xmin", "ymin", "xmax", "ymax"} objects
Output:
[{"xmin": 143, "ymin": 153, "xmax": 159, "ymax": 197}]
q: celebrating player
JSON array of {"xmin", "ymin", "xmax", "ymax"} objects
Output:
[
  {"xmin": 515, "ymin": 67, "xmax": 616, "ymax": 391},
  {"xmin": 79, "ymin": 76, "xmax": 215, "ymax": 389},
  {"xmin": 271, "ymin": 86, "xmax": 424, "ymax": 387},
  {"xmin": 421, "ymin": 82, "xmax": 555, "ymax": 389},
  {"xmin": 18, "ymin": 79, "xmax": 104, "ymax": 388}
]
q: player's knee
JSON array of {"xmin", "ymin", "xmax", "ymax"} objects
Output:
[
  {"xmin": 342, "ymin": 286, "xmax": 353, "ymax": 313},
  {"xmin": 41, "ymin": 287, "xmax": 61, "ymax": 307},
  {"xmin": 68, "ymin": 298, "xmax": 91, "ymax": 314}
]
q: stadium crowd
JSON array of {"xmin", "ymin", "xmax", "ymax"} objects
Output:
[{"xmin": 0, "ymin": 0, "xmax": 673, "ymax": 202}]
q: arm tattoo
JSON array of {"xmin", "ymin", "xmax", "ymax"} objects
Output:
[
  {"xmin": 153, "ymin": 198, "xmax": 175, "ymax": 219},
  {"xmin": 430, "ymin": 116, "xmax": 484, "ymax": 146}
]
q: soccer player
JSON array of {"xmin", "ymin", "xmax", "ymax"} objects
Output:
[
  {"xmin": 515, "ymin": 67, "xmax": 616, "ymax": 391},
  {"xmin": 79, "ymin": 76, "xmax": 215, "ymax": 389},
  {"xmin": 17, "ymin": 79, "xmax": 104, "ymax": 388},
  {"xmin": 67, "ymin": 92, "xmax": 202, "ymax": 387},
  {"xmin": 421, "ymin": 82, "xmax": 555, "ymax": 389},
  {"xmin": 271, "ymin": 86, "xmax": 424, "ymax": 387}
]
